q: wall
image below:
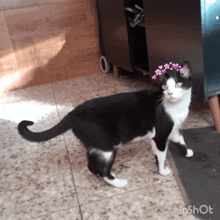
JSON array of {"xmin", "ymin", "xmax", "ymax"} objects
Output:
[
  {"xmin": 0, "ymin": 0, "xmax": 100, "ymax": 92},
  {"xmin": 0, "ymin": 0, "xmax": 71, "ymax": 11}
]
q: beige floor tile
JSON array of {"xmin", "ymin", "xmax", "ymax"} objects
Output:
[
  {"xmin": 35, "ymin": 206, "xmax": 82, "ymax": 220},
  {"xmin": 0, "ymin": 83, "xmax": 59, "ymax": 149},
  {"xmin": 0, "ymin": 83, "xmax": 78, "ymax": 219},
  {"xmin": 0, "ymin": 170, "xmax": 78, "ymax": 219},
  {"xmin": 52, "ymin": 72, "xmax": 149, "ymax": 104},
  {"xmin": 0, "ymin": 135, "xmax": 71, "ymax": 190},
  {"xmin": 81, "ymin": 186, "xmax": 197, "ymax": 220},
  {"xmin": 182, "ymin": 100, "xmax": 214, "ymax": 130},
  {"xmin": 67, "ymin": 138, "xmax": 177, "ymax": 205}
]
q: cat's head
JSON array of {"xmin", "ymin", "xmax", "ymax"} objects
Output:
[{"xmin": 156, "ymin": 61, "xmax": 192, "ymax": 103}]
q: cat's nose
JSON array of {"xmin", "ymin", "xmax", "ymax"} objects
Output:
[{"xmin": 168, "ymin": 92, "xmax": 173, "ymax": 96}]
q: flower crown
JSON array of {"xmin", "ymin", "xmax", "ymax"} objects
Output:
[{"xmin": 152, "ymin": 62, "xmax": 185, "ymax": 80}]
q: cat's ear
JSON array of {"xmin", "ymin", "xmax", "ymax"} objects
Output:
[{"xmin": 181, "ymin": 61, "xmax": 191, "ymax": 78}]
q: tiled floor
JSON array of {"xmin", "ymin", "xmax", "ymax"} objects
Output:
[{"xmin": 0, "ymin": 70, "xmax": 214, "ymax": 220}]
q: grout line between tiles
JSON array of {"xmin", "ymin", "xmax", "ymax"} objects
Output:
[
  {"xmin": 51, "ymin": 83, "xmax": 84, "ymax": 220},
  {"xmin": 62, "ymin": 129, "xmax": 84, "ymax": 220},
  {"xmin": 77, "ymin": 179, "xmax": 175, "ymax": 207},
  {"xmin": 32, "ymin": 206, "xmax": 82, "ymax": 220}
]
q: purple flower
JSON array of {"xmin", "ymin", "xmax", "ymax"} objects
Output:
[
  {"xmin": 180, "ymin": 68, "xmax": 185, "ymax": 73},
  {"xmin": 177, "ymin": 69, "xmax": 180, "ymax": 72},
  {"xmin": 164, "ymin": 64, "xmax": 170, "ymax": 69},
  {"xmin": 158, "ymin": 65, "xmax": 163, "ymax": 69},
  {"xmin": 169, "ymin": 62, "xmax": 172, "ymax": 65},
  {"xmin": 170, "ymin": 67, "xmax": 173, "ymax": 70},
  {"xmin": 152, "ymin": 75, "xmax": 157, "ymax": 80},
  {"xmin": 162, "ymin": 69, "xmax": 166, "ymax": 73},
  {"xmin": 155, "ymin": 69, "xmax": 162, "ymax": 75}
]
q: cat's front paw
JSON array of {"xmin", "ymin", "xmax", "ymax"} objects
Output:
[
  {"xmin": 159, "ymin": 167, "xmax": 171, "ymax": 176},
  {"xmin": 186, "ymin": 149, "xmax": 194, "ymax": 157}
]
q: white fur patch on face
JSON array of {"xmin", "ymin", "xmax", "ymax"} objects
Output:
[
  {"xmin": 163, "ymin": 85, "xmax": 191, "ymax": 130},
  {"xmin": 164, "ymin": 78, "xmax": 182, "ymax": 102}
]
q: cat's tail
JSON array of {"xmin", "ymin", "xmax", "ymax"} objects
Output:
[{"xmin": 18, "ymin": 115, "xmax": 71, "ymax": 142}]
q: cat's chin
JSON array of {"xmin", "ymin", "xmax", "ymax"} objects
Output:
[{"xmin": 168, "ymin": 97, "xmax": 179, "ymax": 103}]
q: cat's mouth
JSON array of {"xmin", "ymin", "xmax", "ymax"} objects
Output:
[{"xmin": 168, "ymin": 97, "xmax": 178, "ymax": 102}]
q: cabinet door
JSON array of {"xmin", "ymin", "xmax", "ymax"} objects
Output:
[
  {"xmin": 201, "ymin": 0, "xmax": 220, "ymax": 97},
  {"xmin": 97, "ymin": 0, "xmax": 132, "ymax": 71}
]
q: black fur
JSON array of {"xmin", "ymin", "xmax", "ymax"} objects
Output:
[
  {"xmin": 18, "ymin": 89, "xmax": 163, "ymax": 146},
  {"xmin": 153, "ymin": 103, "xmax": 174, "ymax": 151},
  {"xmin": 18, "ymin": 89, "xmax": 162, "ymax": 179}
]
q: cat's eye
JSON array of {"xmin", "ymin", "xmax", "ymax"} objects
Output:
[
  {"xmin": 176, "ymin": 82, "xmax": 182, "ymax": 88},
  {"xmin": 162, "ymin": 85, "xmax": 167, "ymax": 90}
]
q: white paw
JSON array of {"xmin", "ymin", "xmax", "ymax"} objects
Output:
[
  {"xmin": 111, "ymin": 173, "xmax": 116, "ymax": 178},
  {"xmin": 104, "ymin": 177, "xmax": 128, "ymax": 187},
  {"xmin": 186, "ymin": 149, "xmax": 194, "ymax": 157},
  {"xmin": 159, "ymin": 167, "xmax": 171, "ymax": 176}
]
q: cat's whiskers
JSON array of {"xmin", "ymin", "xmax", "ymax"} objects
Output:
[{"xmin": 155, "ymin": 95, "xmax": 164, "ymax": 106}]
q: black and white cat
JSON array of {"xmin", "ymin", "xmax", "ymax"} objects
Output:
[{"xmin": 18, "ymin": 61, "xmax": 193, "ymax": 188}]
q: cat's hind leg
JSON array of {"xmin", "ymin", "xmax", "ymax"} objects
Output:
[
  {"xmin": 102, "ymin": 150, "xmax": 128, "ymax": 187},
  {"xmin": 87, "ymin": 148, "xmax": 127, "ymax": 187},
  {"xmin": 103, "ymin": 176, "xmax": 127, "ymax": 188},
  {"xmin": 170, "ymin": 131, "xmax": 193, "ymax": 157}
]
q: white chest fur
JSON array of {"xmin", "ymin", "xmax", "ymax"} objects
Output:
[{"xmin": 163, "ymin": 88, "xmax": 191, "ymax": 131}]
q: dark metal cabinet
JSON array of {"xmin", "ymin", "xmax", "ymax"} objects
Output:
[
  {"xmin": 97, "ymin": 0, "xmax": 211, "ymax": 103},
  {"xmin": 97, "ymin": 0, "xmax": 149, "ymax": 73},
  {"xmin": 142, "ymin": 0, "xmax": 204, "ymax": 101},
  {"xmin": 201, "ymin": 0, "xmax": 220, "ymax": 98}
]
